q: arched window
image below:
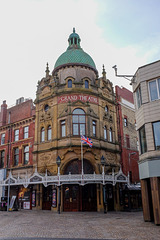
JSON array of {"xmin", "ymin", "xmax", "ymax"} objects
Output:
[
  {"xmin": 85, "ymin": 80, "xmax": 89, "ymax": 89},
  {"xmin": 109, "ymin": 128, "xmax": 113, "ymax": 142},
  {"xmin": 72, "ymin": 108, "xmax": 85, "ymax": 135},
  {"xmin": 47, "ymin": 125, "xmax": 52, "ymax": 141},
  {"xmin": 41, "ymin": 127, "xmax": 45, "ymax": 142},
  {"xmin": 104, "ymin": 126, "xmax": 107, "ymax": 140},
  {"xmin": 105, "ymin": 105, "xmax": 108, "ymax": 112},
  {"xmin": 68, "ymin": 79, "xmax": 72, "ymax": 88},
  {"xmin": 61, "ymin": 120, "xmax": 66, "ymax": 137}
]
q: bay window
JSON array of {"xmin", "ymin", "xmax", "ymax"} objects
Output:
[{"xmin": 152, "ymin": 121, "xmax": 160, "ymax": 150}]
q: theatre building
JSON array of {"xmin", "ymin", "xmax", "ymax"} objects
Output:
[
  {"xmin": 0, "ymin": 29, "xmax": 130, "ymax": 212},
  {"xmin": 31, "ymin": 29, "xmax": 129, "ymax": 212}
]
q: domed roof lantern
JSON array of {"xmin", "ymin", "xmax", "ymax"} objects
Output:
[
  {"xmin": 53, "ymin": 28, "xmax": 97, "ymax": 73},
  {"xmin": 68, "ymin": 28, "xmax": 81, "ymax": 49}
]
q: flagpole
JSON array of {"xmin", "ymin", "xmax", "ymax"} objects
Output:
[{"xmin": 81, "ymin": 131, "xmax": 84, "ymax": 175}]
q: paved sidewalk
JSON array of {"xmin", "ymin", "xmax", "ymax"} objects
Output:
[{"xmin": 0, "ymin": 210, "xmax": 159, "ymax": 240}]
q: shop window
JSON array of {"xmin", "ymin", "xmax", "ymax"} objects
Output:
[
  {"xmin": 85, "ymin": 80, "xmax": 89, "ymax": 89},
  {"xmin": 61, "ymin": 120, "xmax": 66, "ymax": 137},
  {"xmin": 41, "ymin": 127, "xmax": 45, "ymax": 142},
  {"xmin": 139, "ymin": 125, "xmax": 147, "ymax": 154},
  {"xmin": 0, "ymin": 150, "xmax": 5, "ymax": 168},
  {"xmin": 92, "ymin": 120, "xmax": 96, "ymax": 137},
  {"xmin": 24, "ymin": 146, "xmax": 29, "ymax": 165},
  {"xmin": 149, "ymin": 79, "xmax": 160, "ymax": 101},
  {"xmin": 24, "ymin": 126, "xmax": 29, "ymax": 139},
  {"xmin": 152, "ymin": 121, "xmax": 160, "ymax": 150},
  {"xmin": 14, "ymin": 148, "xmax": 19, "ymax": 166},
  {"xmin": 68, "ymin": 79, "xmax": 72, "ymax": 88},
  {"xmin": 14, "ymin": 129, "xmax": 19, "ymax": 141},
  {"xmin": 136, "ymin": 85, "xmax": 142, "ymax": 109},
  {"xmin": 1, "ymin": 133, "xmax": 5, "ymax": 145},
  {"xmin": 72, "ymin": 108, "xmax": 85, "ymax": 136},
  {"xmin": 47, "ymin": 125, "xmax": 52, "ymax": 141},
  {"xmin": 104, "ymin": 126, "xmax": 107, "ymax": 140}
]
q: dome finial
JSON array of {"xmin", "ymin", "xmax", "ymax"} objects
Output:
[
  {"xmin": 45, "ymin": 62, "xmax": 50, "ymax": 77},
  {"xmin": 102, "ymin": 64, "xmax": 106, "ymax": 79},
  {"xmin": 73, "ymin": 27, "xmax": 75, "ymax": 33}
]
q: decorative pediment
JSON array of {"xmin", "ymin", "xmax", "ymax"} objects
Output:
[
  {"xmin": 87, "ymin": 107, "xmax": 99, "ymax": 119},
  {"xmin": 59, "ymin": 106, "xmax": 69, "ymax": 118},
  {"xmin": 103, "ymin": 112, "xmax": 113, "ymax": 122},
  {"xmin": 29, "ymin": 167, "xmax": 43, "ymax": 183},
  {"xmin": 41, "ymin": 86, "xmax": 51, "ymax": 95},
  {"xmin": 115, "ymin": 168, "xmax": 128, "ymax": 182},
  {"xmin": 4, "ymin": 172, "xmax": 16, "ymax": 184}
]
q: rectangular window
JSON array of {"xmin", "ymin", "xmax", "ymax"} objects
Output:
[
  {"xmin": 124, "ymin": 117, "xmax": 128, "ymax": 127},
  {"xmin": 14, "ymin": 129, "xmax": 19, "ymax": 141},
  {"xmin": 1, "ymin": 133, "xmax": 5, "ymax": 145},
  {"xmin": 92, "ymin": 120, "xmax": 96, "ymax": 137},
  {"xmin": 24, "ymin": 145, "xmax": 29, "ymax": 165},
  {"xmin": 149, "ymin": 79, "xmax": 160, "ymax": 101},
  {"xmin": 152, "ymin": 121, "xmax": 160, "ymax": 150},
  {"xmin": 104, "ymin": 126, "xmax": 107, "ymax": 140},
  {"xmin": 136, "ymin": 86, "xmax": 142, "ymax": 109},
  {"xmin": 61, "ymin": 120, "xmax": 66, "ymax": 137},
  {"xmin": 14, "ymin": 148, "xmax": 19, "ymax": 166},
  {"xmin": 139, "ymin": 125, "xmax": 147, "ymax": 154},
  {"xmin": 24, "ymin": 126, "xmax": 29, "ymax": 139},
  {"xmin": 0, "ymin": 150, "xmax": 5, "ymax": 168}
]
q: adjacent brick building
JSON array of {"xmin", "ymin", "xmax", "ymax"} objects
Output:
[
  {"xmin": 115, "ymin": 86, "xmax": 139, "ymax": 183},
  {"xmin": 0, "ymin": 98, "xmax": 35, "ymax": 208}
]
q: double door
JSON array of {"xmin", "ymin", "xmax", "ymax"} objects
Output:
[
  {"xmin": 63, "ymin": 184, "xmax": 97, "ymax": 212},
  {"xmin": 63, "ymin": 185, "xmax": 79, "ymax": 211}
]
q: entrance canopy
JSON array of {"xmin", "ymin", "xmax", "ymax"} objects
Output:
[{"xmin": 0, "ymin": 167, "xmax": 130, "ymax": 188}]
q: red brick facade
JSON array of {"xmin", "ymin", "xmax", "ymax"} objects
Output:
[
  {"xmin": 115, "ymin": 86, "xmax": 139, "ymax": 183},
  {"xmin": 0, "ymin": 99, "xmax": 35, "ymax": 171}
]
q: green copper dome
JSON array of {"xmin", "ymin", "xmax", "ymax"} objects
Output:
[{"xmin": 54, "ymin": 28, "xmax": 97, "ymax": 71}]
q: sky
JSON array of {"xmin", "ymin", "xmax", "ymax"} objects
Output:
[{"xmin": 0, "ymin": 0, "xmax": 160, "ymax": 107}]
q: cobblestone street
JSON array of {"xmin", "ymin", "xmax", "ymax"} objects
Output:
[{"xmin": 0, "ymin": 210, "xmax": 159, "ymax": 240}]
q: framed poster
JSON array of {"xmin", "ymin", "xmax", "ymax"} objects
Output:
[
  {"xmin": 52, "ymin": 189, "xmax": 57, "ymax": 208},
  {"xmin": 32, "ymin": 190, "xmax": 36, "ymax": 207},
  {"xmin": 23, "ymin": 201, "xmax": 30, "ymax": 209}
]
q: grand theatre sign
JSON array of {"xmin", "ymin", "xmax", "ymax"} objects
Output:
[{"xmin": 58, "ymin": 94, "xmax": 99, "ymax": 105}]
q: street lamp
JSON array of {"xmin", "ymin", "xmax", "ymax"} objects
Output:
[
  {"xmin": 56, "ymin": 155, "xmax": 61, "ymax": 176},
  {"xmin": 101, "ymin": 155, "xmax": 107, "ymax": 214},
  {"xmin": 56, "ymin": 155, "xmax": 61, "ymax": 214}
]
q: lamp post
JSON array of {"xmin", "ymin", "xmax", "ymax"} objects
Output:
[
  {"xmin": 101, "ymin": 155, "xmax": 107, "ymax": 213},
  {"xmin": 128, "ymin": 152, "xmax": 136, "ymax": 183},
  {"xmin": 56, "ymin": 155, "xmax": 61, "ymax": 214}
]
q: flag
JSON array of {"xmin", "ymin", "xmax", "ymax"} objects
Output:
[{"xmin": 81, "ymin": 135, "xmax": 93, "ymax": 147}]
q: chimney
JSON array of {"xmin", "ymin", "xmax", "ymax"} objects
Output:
[{"xmin": 0, "ymin": 100, "xmax": 7, "ymax": 126}]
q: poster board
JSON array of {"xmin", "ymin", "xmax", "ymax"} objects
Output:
[{"xmin": 9, "ymin": 196, "xmax": 16, "ymax": 210}]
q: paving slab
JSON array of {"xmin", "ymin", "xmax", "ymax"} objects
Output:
[{"xmin": 0, "ymin": 211, "xmax": 159, "ymax": 240}]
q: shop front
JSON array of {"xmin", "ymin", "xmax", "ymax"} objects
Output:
[{"xmin": 0, "ymin": 166, "xmax": 130, "ymax": 212}]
